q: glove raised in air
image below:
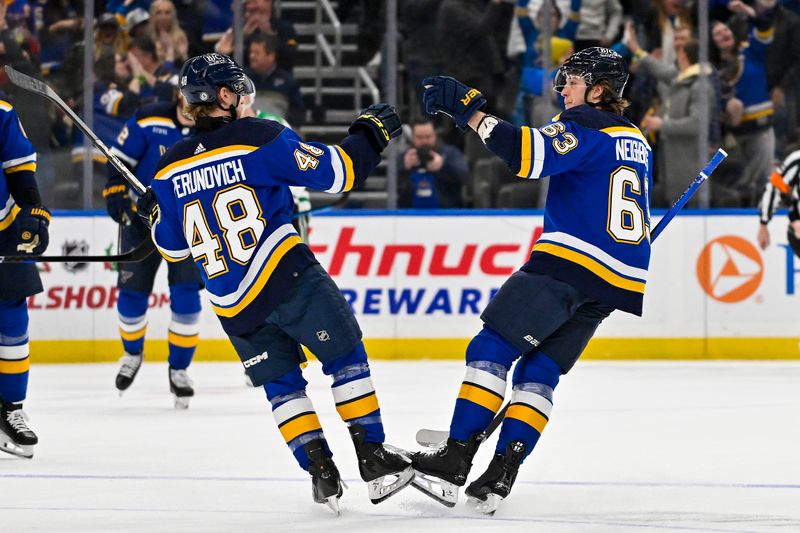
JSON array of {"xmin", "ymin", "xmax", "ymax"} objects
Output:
[
  {"xmin": 422, "ymin": 76, "xmax": 487, "ymax": 131},
  {"xmin": 136, "ymin": 187, "xmax": 160, "ymax": 229},
  {"xmin": 16, "ymin": 204, "xmax": 50, "ymax": 254},
  {"xmin": 348, "ymin": 103, "xmax": 402, "ymax": 152}
]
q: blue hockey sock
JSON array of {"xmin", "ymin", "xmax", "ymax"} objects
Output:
[
  {"xmin": 495, "ymin": 351, "xmax": 561, "ymax": 459},
  {"xmin": 264, "ymin": 366, "xmax": 328, "ymax": 471},
  {"xmin": 0, "ymin": 300, "xmax": 30, "ymax": 404},
  {"xmin": 322, "ymin": 342, "xmax": 385, "ymax": 444},
  {"xmin": 117, "ymin": 290, "xmax": 149, "ymax": 355},
  {"xmin": 166, "ymin": 283, "xmax": 201, "ymax": 369},
  {"xmin": 450, "ymin": 326, "xmax": 518, "ymax": 442}
]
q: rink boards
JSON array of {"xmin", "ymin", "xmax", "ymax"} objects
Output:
[{"xmin": 25, "ymin": 210, "xmax": 800, "ymax": 362}]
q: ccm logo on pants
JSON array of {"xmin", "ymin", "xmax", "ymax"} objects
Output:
[{"xmin": 244, "ymin": 352, "xmax": 269, "ymax": 368}]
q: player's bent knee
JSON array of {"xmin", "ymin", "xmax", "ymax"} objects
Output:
[
  {"xmin": 263, "ymin": 365, "xmax": 308, "ymax": 400},
  {"xmin": 466, "ymin": 326, "xmax": 520, "ymax": 369},
  {"xmin": 320, "ymin": 341, "xmax": 368, "ymax": 376},
  {"xmin": 512, "ymin": 351, "xmax": 561, "ymax": 389},
  {"xmin": 168, "ymin": 282, "xmax": 202, "ymax": 314}
]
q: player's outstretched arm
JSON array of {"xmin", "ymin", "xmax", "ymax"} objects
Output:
[{"xmin": 422, "ymin": 77, "xmax": 526, "ymax": 177}]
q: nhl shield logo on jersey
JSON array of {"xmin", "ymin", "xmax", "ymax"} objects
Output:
[{"xmin": 316, "ymin": 330, "xmax": 330, "ymax": 342}]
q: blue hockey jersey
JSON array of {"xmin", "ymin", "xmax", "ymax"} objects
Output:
[
  {"xmin": 108, "ymin": 101, "xmax": 194, "ymax": 188},
  {"xmin": 485, "ymin": 105, "xmax": 653, "ymax": 315},
  {"xmin": 150, "ymin": 118, "xmax": 380, "ymax": 335},
  {"xmin": 0, "ymin": 92, "xmax": 37, "ymax": 233}
]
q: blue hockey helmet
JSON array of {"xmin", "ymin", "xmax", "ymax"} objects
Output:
[
  {"xmin": 553, "ymin": 47, "xmax": 629, "ymax": 100},
  {"xmin": 179, "ymin": 53, "xmax": 255, "ymax": 105}
]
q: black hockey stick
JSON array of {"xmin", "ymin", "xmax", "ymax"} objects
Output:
[
  {"xmin": 0, "ymin": 236, "xmax": 155, "ymax": 263},
  {"xmin": 0, "ymin": 195, "xmax": 336, "ymax": 263},
  {"xmin": 3, "ymin": 66, "xmax": 146, "ymax": 195},
  {"xmin": 416, "ymin": 148, "xmax": 729, "ymax": 448}
]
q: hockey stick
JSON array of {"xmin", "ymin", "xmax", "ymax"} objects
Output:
[
  {"xmin": 1, "ymin": 195, "xmax": 337, "ymax": 263},
  {"xmin": 3, "ymin": 66, "xmax": 146, "ymax": 195},
  {"xmin": 650, "ymin": 148, "xmax": 727, "ymax": 241},
  {"xmin": 0, "ymin": 236, "xmax": 155, "ymax": 263},
  {"xmin": 416, "ymin": 148, "xmax": 729, "ymax": 448}
]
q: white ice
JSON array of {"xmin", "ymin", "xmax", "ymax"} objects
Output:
[{"xmin": 2, "ymin": 360, "xmax": 799, "ymax": 533}]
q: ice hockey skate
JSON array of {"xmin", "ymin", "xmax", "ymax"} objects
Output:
[
  {"xmin": 115, "ymin": 352, "xmax": 143, "ymax": 394},
  {"xmin": 410, "ymin": 434, "xmax": 481, "ymax": 507},
  {"xmin": 168, "ymin": 367, "xmax": 195, "ymax": 409},
  {"xmin": 305, "ymin": 440, "xmax": 344, "ymax": 515},
  {"xmin": 0, "ymin": 402, "xmax": 38, "ymax": 459},
  {"xmin": 348, "ymin": 424, "xmax": 414, "ymax": 504},
  {"xmin": 465, "ymin": 440, "xmax": 526, "ymax": 515}
]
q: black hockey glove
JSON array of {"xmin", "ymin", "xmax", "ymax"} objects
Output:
[
  {"xmin": 16, "ymin": 204, "xmax": 50, "ymax": 255},
  {"xmin": 348, "ymin": 103, "xmax": 402, "ymax": 152},
  {"xmin": 422, "ymin": 76, "xmax": 487, "ymax": 131},
  {"xmin": 103, "ymin": 180, "xmax": 135, "ymax": 225},
  {"xmin": 136, "ymin": 187, "xmax": 160, "ymax": 229}
]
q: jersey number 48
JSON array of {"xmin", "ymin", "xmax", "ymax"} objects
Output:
[{"xmin": 183, "ymin": 185, "xmax": 266, "ymax": 277}]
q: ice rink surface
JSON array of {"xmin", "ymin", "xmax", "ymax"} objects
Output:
[{"xmin": 2, "ymin": 360, "xmax": 799, "ymax": 533}]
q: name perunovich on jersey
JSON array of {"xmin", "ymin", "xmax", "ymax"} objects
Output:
[
  {"xmin": 0, "ymin": 93, "xmax": 37, "ymax": 233},
  {"xmin": 150, "ymin": 118, "xmax": 379, "ymax": 335},
  {"xmin": 487, "ymin": 106, "xmax": 653, "ymax": 315}
]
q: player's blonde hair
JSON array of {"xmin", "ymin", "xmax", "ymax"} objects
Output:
[
  {"xmin": 595, "ymin": 80, "xmax": 630, "ymax": 115},
  {"xmin": 182, "ymin": 102, "xmax": 216, "ymax": 120}
]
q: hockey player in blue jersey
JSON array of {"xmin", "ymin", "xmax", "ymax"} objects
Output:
[
  {"xmin": 135, "ymin": 54, "xmax": 413, "ymax": 512},
  {"xmin": 411, "ymin": 47, "xmax": 653, "ymax": 513},
  {"xmin": 103, "ymin": 94, "xmax": 201, "ymax": 408},
  {"xmin": 0, "ymin": 91, "xmax": 51, "ymax": 458}
]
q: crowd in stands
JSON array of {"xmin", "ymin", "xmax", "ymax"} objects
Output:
[
  {"xmin": 402, "ymin": 0, "xmax": 800, "ymax": 210},
  {"xmin": 1, "ymin": 0, "xmax": 799, "ymax": 211}
]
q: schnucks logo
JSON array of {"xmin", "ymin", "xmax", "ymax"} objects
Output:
[{"xmin": 696, "ymin": 236, "xmax": 763, "ymax": 302}]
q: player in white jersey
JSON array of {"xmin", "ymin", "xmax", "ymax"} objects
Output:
[{"xmin": 411, "ymin": 48, "xmax": 653, "ymax": 514}]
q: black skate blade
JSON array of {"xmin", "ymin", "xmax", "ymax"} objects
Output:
[
  {"xmin": 367, "ymin": 466, "xmax": 414, "ymax": 504},
  {"xmin": 415, "ymin": 428, "xmax": 448, "ymax": 448},
  {"xmin": 411, "ymin": 471, "xmax": 458, "ymax": 507}
]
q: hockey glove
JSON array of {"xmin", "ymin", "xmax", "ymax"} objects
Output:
[
  {"xmin": 136, "ymin": 187, "xmax": 160, "ymax": 229},
  {"xmin": 103, "ymin": 180, "xmax": 135, "ymax": 225},
  {"xmin": 16, "ymin": 204, "xmax": 50, "ymax": 255},
  {"xmin": 422, "ymin": 76, "xmax": 487, "ymax": 131},
  {"xmin": 348, "ymin": 103, "xmax": 402, "ymax": 152}
]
